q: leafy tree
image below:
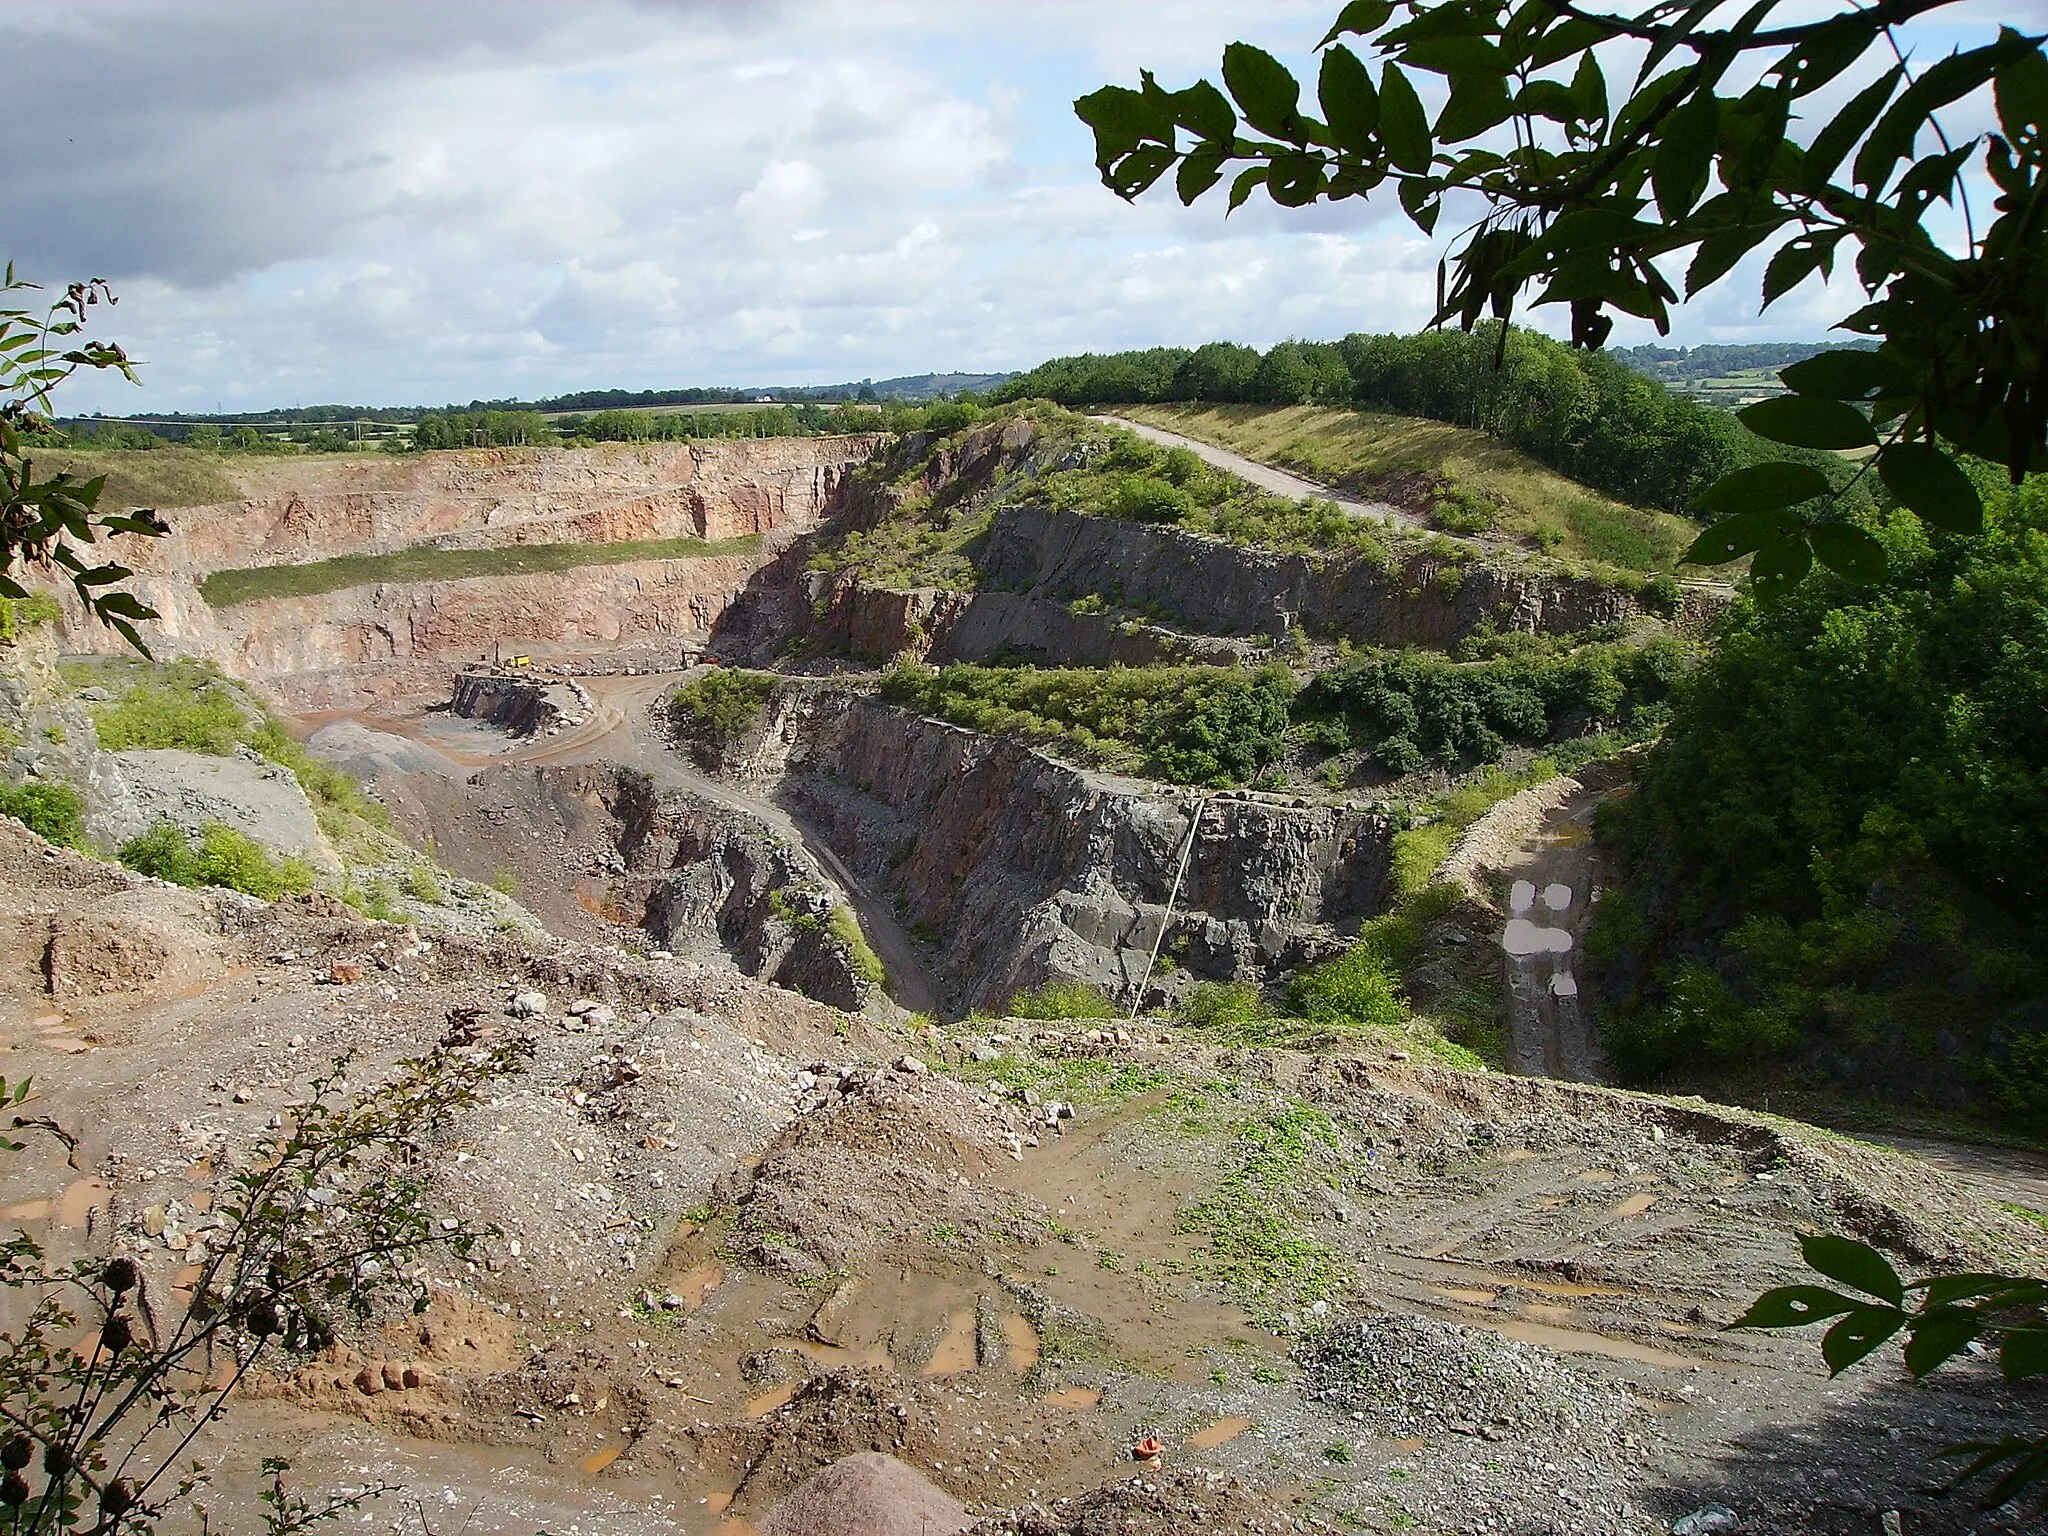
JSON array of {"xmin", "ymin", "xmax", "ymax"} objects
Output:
[
  {"xmin": 1076, "ymin": 2, "xmax": 2048, "ymax": 589},
  {"xmin": 0, "ymin": 270, "xmax": 165, "ymax": 651}
]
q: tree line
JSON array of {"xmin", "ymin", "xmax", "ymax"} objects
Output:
[{"xmin": 992, "ymin": 324, "xmax": 1839, "ymax": 514}]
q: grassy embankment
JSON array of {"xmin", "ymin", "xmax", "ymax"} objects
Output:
[
  {"xmin": 33, "ymin": 446, "xmax": 244, "ymax": 511},
  {"xmin": 1116, "ymin": 402, "xmax": 1699, "ymax": 573},
  {"xmin": 199, "ymin": 533, "xmax": 763, "ymax": 606}
]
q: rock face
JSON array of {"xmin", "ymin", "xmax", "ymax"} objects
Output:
[
  {"xmin": 744, "ymin": 689, "xmax": 1393, "ymax": 1012},
  {"xmin": 449, "ymin": 672, "xmax": 573, "ymax": 737},
  {"xmin": 100, "ymin": 747, "xmax": 342, "ymax": 872},
  {"xmin": 492, "ymin": 763, "xmax": 877, "ymax": 1011},
  {"xmin": 59, "ymin": 437, "xmax": 883, "ymax": 690},
  {"xmin": 977, "ymin": 503, "xmax": 1643, "ymax": 646},
  {"xmin": 115, "ymin": 436, "xmax": 885, "ymax": 576}
]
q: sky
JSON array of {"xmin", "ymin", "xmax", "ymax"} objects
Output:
[{"xmin": 3, "ymin": 0, "xmax": 2034, "ymax": 414}]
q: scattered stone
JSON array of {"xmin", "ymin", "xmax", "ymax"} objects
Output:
[
  {"xmin": 327, "ymin": 963, "xmax": 364, "ymax": 985},
  {"xmin": 895, "ymin": 1055, "xmax": 927, "ymax": 1075},
  {"xmin": 1671, "ymin": 1508, "xmax": 1738, "ymax": 1536},
  {"xmin": 760, "ymin": 1451, "xmax": 969, "ymax": 1536},
  {"xmin": 507, "ymin": 991, "xmax": 549, "ymax": 1019}
]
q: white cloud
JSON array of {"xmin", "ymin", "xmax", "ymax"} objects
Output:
[{"xmin": 0, "ymin": 0, "xmax": 2019, "ymax": 411}]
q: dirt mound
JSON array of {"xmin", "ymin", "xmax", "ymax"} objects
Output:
[
  {"xmin": 968, "ymin": 1469, "xmax": 1303, "ymax": 1534},
  {"xmin": 719, "ymin": 1065, "xmax": 1038, "ymax": 1280},
  {"xmin": 703, "ymin": 1370, "xmax": 945, "ymax": 1516},
  {"xmin": 760, "ymin": 1451, "xmax": 971, "ymax": 1536}
]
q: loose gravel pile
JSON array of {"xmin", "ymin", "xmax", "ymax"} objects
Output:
[{"xmin": 1297, "ymin": 1312, "xmax": 1632, "ymax": 1441}]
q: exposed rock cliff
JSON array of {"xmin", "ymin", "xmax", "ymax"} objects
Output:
[
  {"xmin": 116, "ymin": 436, "xmax": 884, "ymax": 576},
  {"xmin": 727, "ymin": 686, "xmax": 1394, "ymax": 1013}
]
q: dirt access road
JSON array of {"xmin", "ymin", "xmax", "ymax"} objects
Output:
[{"xmin": 1100, "ymin": 414, "xmax": 1425, "ymax": 532}]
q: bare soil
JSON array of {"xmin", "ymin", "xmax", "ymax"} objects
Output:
[{"xmin": 2, "ymin": 814, "xmax": 2045, "ymax": 1535}]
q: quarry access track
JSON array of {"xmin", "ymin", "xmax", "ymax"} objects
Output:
[
  {"xmin": 1098, "ymin": 413, "xmax": 1424, "ymax": 533},
  {"xmin": 501, "ymin": 670, "xmax": 943, "ymax": 1018}
]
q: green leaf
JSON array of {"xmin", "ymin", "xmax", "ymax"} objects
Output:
[
  {"xmin": 1903, "ymin": 1306, "xmax": 1983, "ymax": 1377},
  {"xmin": 1319, "ymin": 44, "xmax": 1380, "ymax": 151},
  {"xmin": 1801, "ymin": 1233, "xmax": 1905, "ymax": 1305},
  {"xmin": 1105, "ymin": 144, "xmax": 1176, "ymax": 199},
  {"xmin": 1268, "ymin": 150, "xmax": 1330, "ymax": 207},
  {"xmin": 1821, "ymin": 1305, "xmax": 1907, "ymax": 1375},
  {"xmin": 1527, "ymin": 16, "xmax": 1611, "ymax": 72},
  {"xmin": 1379, "ymin": 63, "xmax": 1433, "ymax": 172},
  {"xmin": 1856, "ymin": 38, "xmax": 2026, "ymax": 194},
  {"xmin": 1878, "ymin": 442, "xmax": 1984, "ymax": 534},
  {"xmin": 1074, "ymin": 84, "xmax": 1173, "ymax": 159},
  {"xmin": 1686, "ymin": 218, "xmax": 1786, "ymax": 296},
  {"xmin": 1398, "ymin": 174, "xmax": 1440, "ymax": 233},
  {"xmin": 1171, "ymin": 80, "xmax": 1236, "ymax": 142},
  {"xmin": 1653, "ymin": 92, "xmax": 1719, "ymax": 222},
  {"xmin": 1176, "ymin": 141, "xmax": 1228, "ymax": 203},
  {"xmin": 1916, "ymin": 1273, "xmax": 2047, "ymax": 1309},
  {"xmin": 1516, "ymin": 79, "xmax": 1580, "ymax": 124},
  {"xmin": 1778, "ymin": 349, "xmax": 1892, "ymax": 399},
  {"xmin": 1223, "ymin": 43, "xmax": 1304, "ymax": 140},
  {"xmin": 1691, "ymin": 462, "xmax": 1833, "ymax": 517},
  {"xmin": 1762, "ymin": 237, "xmax": 1831, "ymax": 306},
  {"xmin": 1319, "ymin": 0, "xmax": 1394, "ymax": 48},
  {"xmin": 2001, "ymin": 1326, "xmax": 2048, "ymax": 1381},
  {"xmin": 1749, "ymin": 532, "xmax": 1814, "ymax": 598},
  {"xmin": 1227, "ymin": 165, "xmax": 1268, "ymax": 211},
  {"xmin": 1569, "ymin": 49, "xmax": 1608, "ymax": 122},
  {"xmin": 1437, "ymin": 74, "xmax": 1512, "ymax": 143},
  {"xmin": 1684, "ymin": 508, "xmax": 1796, "ymax": 565},
  {"xmin": 1810, "ymin": 523, "xmax": 1887, "ymax": 584},
  {"xmin": 1738, "ymin": 395, "xmax": 1877, "ymax": 450},
  {"xmin": 1802, "ymin": 66, "xmax": 1902, "ymax": 191},
  {"xmin": 1994, "ymin": 36, "xmax": 2048, "ymax": 153},
  {"xmin": 1400, "ymin": 36, "xmax": 1503, "ymax": 76},
  {"xmin": 1725, "ymin": 1284, "xmax": 1860, "ymax": 1330}
]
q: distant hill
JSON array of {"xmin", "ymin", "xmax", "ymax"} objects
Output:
[
  {"xmin": 1612, "ymin": 340, "xmax": 1877, "ymax": 406},
  {"xmin": 63, "ymin": 370, "xmax": 1016, "ymax": 431}
]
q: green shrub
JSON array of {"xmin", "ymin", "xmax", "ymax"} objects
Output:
[
  {"xmin": 92, "ymin": 664, "xmax": 251, "ymax": 754},
  {"xmin": 827, "ymin": 905, "xmax": 888, "ymax": 988},
  {"xmin": 879, "ymin": 662, "xmax": 1296, "ymax": 787},
  {"xmin": 404, "ymin": 866, "xmax": 446, "ymax": 905},
  {"xmin": 1590, "ymin": 478, "xmax": 2048, "ymax": 1119},
  {"xmin": 0, "ymin": 782, "xmax": 85, "ymax": 848},
  {"xmin": 1287, "ymin": 945, "xmax": 1407, "ymax": 1031},
  {"xmin": 1005, "ymin": 980, "xmax": 1119, "ymax": 1020},
  {"xmin": 1179, "ymin": 981, "xmax": 1270, "ymax": 1034},
  {"xmin": 1114, "ymin": 474, "xmax": 1190, "ymax": 523},
  {"xmin": 118, "ymin": 821, "xmax": 312, "ymax": 899},
  {"xmin": 668, "ymin": 669, "xmax": 778, "ymax": 748},
  {"xmin": 0, "ymin": 592, "xmax": 61, "ymax": 642},
  {"xmin": 87, "ymin": 664, "xmax": 389, "ymax": 829},
  {"xmin": 1296, "ymin": 641, "xmax": 1684, "ymax": 774}
]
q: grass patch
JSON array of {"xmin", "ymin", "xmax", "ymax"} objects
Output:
[
  {"xmin": 0, "ymin": 592, "xmax": 61, "ymax": 642},
  {"xmin": 34, "ymin": 446, "xmax": 242, "ymax": 511},
  {"xmin": 199, "ymin": 533, "xmax": 763, "ymax": 606},
  {"xmin": 1176, "ymin": 1099, "xmax": 1347, "ymax": 1328},
  {"xmin": 964, "ymin": 1052, "xmax": 1167, "ymax": 1105},
  {"xmin": 1118, "ymin": 402, "xmax": 1697, "ymax": 573},
  {"xmin": 1003, "ymin": 979, "xmax": 1119, "ymax": 1021},
  {"xmin": 827, "ymin": 904, "xmax": 888, "ymax": 989},
  {"xmin": 881, "ymin": 662, "xmax": 1295, "ymax": 787},
  {"xmin": 83, "ymin": 659, "xmax": 389, "ymax": 830}
]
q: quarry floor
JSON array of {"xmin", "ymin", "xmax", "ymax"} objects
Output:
[{"xmin": 11, "ymin": 688, "xmax": 2048, "ymax": 1536}]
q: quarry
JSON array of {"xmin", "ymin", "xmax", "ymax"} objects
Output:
[{"xmin": 5, "ymin": 411, "xmax": 2045, "ymax": 1536}]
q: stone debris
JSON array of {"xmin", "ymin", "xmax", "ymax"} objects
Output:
[{"xmin": 1297, "ymin": 1313, "xmax": 1631, "ymax": 1442}]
